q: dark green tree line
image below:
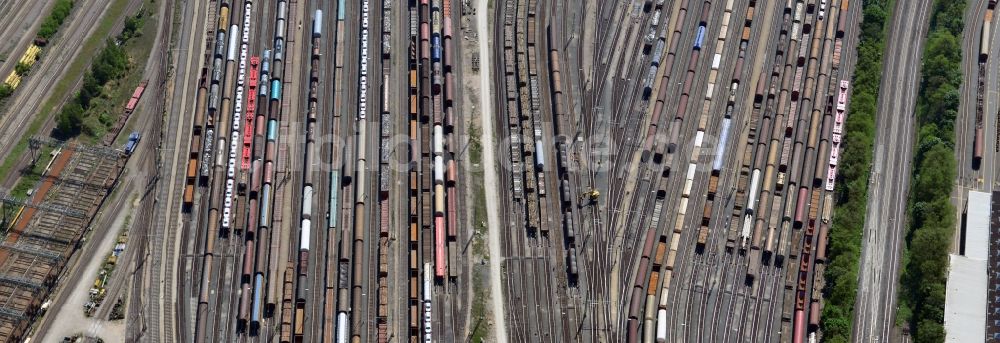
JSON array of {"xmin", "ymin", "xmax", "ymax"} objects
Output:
[
  {"xmin": 820, "ymin": 1, "xmax": 893, "ymax": 342},
  {"xmin": 38, "ymin": 0, "xmax": 75, "ymax": 40},
  {"xmin": 57, "ymin": 38, "xmax": 130, "ymax": 135},
  {"xmin": 899, "ymin": 1, "xmax": 967, "ymax": 342}
]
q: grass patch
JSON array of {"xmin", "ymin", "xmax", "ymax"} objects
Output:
[
  {"xmin": 465, "ymin": 114, "xmax": 490, "ymax": 341},
  {"xmin": 468, "ymin": 123, "xmax": 482, "ymax": 165},
  {"xmin": 60, "ymin": 8, "xmax": 146, "ymax": 138},
  {"xmin": 468, "ymin": 265, "xmax": 491, "ymax": 342},
  {"xmin": 467, "ymin": 122, "xmax": 487, "ymax": 257},
  {"xmin": 471, "ymin": 172, "xmax": 488, "ymax": 257},
  {"xmin": 0, "ymin": 0, "xmax": 132, "ymax": 179},
  {"xmin": 468, "ymin": 183, "xmax": 489, "ymax": 340},
  {"xmin": 8, "ymin": 146, "xmax": 56, "ymax": 199},
  {"xmin": 81, "ymin": 5, "xmax": 157, "ymax": 145}
]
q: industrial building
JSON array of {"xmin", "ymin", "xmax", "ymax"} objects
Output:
[{"xmin": 945, "ymin": 190, "xmax": 990, "ymax": 342}]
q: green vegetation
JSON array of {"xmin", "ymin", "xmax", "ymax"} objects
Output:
[
  {"xmin": 0, "ymin": 85, "xmax": 12, "ymax": 99},
  {"xmin": 466, "ymin": 122, "xmax": 487, "ymax": 256},
  {"xmin": 468, "ymin": 124, "xmax": 483, "ymax": 165},
  {"xmin": 471, "ymin": 190, "xmax": 488, "ymax": 260},
  {"xmin": 96, "ymin": 7, "xmax": 157, "ymax": 146},
  {"xmin": 14, "ymin": 62, "xmax": 31, "ymax": 77},
  {"xmin": 121, "ymin": 13, "xmax": 144, "ymax": 41},
  {"xmin": 472, "ymin": 189, "xmax": 488, "ymax": 257},
  {"xmin": 57, "ymin": 37, "xmax": 130, "ymax": 136},
  {"xmin": 468, "ymin": 267, "xmax": 491, "ymax": 342},
  {"xmin": 38, "ymin": 0, "xmax": 75, "ymax": 40},
  {"xmin": 0, "ymin": 0, "xmax": 74, "ymax": 104},
  {"xmin": 820, "ymin": 1, "xmax": 893, "ymax": 342},
  {"xmin": 897, "ymin": 1, "xmax": 967, "ymax": 342},
  {"xmin": 75, "ymin": 8, "xmax": 152, "ymax": 144},
  {"xmin": 0, "ymin": 146, "xmax": 55, "ymax": 234},
  {"xmin": 0, "ymin": 0, "xmax": 131, "ymax": 193},
  {"xmin": 8, "ymin": 146, "xmax": 55, "ymax": 199},
  {"xmin": 466, "ymin": 114, "xmax": 490, "ymax": 341},
  {"xmin": 109, "ymin": 296, "xmax": 125, "ymax": 320},
  {"xmin": 469, "ymin": 178, "xmax": 490, "ymax": 341}
]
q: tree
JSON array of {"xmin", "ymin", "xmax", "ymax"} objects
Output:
[
  {"xmin": 14, "ymin": 62, "xmax": 31, "ymax": 76},
  {"xmin": 57, "ymin": 102, "xmax": 85, "ymax": 136},
  {"xmin": 901, "ymin": 0, "xmax": 967, "ymax": 339},
  {"xmin": 92, "ymin": 39, "xmax": 128, "ymax": 84},
  {"xmin": 915, "ymin": 319, "xmax": 945, "ymax": 343},
  {"xmin": 820, "ymin": 305, "xmax": 853, "ymax": 343},
  {"xmin": 37, "ymin": 0, "xmax": 74, "ymax": 39},
  {"xmin": 79, "ymin": 73, "xmax": 101, "ymax": 107},
  {"xmin": 0, "ymin": 84, "xmax": 13, "ymax": 99},
  {"xmin": 38, "ymin": 21, "xmax": 58, "ymax": 40},
  {"xmin": 912, "ymin": 143, "xmax": 955, "ymax": 203},
  {"xmin": 121, "ymin": 15, "xmax": 143, "ymax": 41}
]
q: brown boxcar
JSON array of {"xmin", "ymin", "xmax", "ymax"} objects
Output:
[{"xmin": 183, "ymin": 184, "xmax": 195, "ymax": 205}]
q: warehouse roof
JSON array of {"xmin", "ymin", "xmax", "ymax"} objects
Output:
[
  {"xmin": 946, "ymin": 191, "xmax": 991, "ymax": 342},
  {"xmin": 967, "ymin": 191, "xmax": 991, "ymax": 260},
  {"xmin": 945, "ymin": 255, "xmax": 987, "ymax": 343}
]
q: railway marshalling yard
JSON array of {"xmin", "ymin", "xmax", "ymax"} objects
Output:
[{"xmin": 0, "ymin": 0, "xmax": 987, "ymax": 342}]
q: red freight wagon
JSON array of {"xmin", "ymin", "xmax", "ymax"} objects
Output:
[{"xmin": 435, "ymin": 216, "xmax": 446, "ymax": 277}]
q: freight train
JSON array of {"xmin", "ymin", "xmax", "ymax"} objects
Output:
[
  {"xmin": 974, "ymin": 2, "xmax": 994, "ymax": 164},
  {"xmin": 826, "ymin": 80, "xmax": 848, "ymax": 191},
  {"xmin": 633, "ymin": 0, "xmax": 849, "ymax": 341}
]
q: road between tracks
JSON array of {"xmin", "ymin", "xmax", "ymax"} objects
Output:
[
  {"xmin": 32, "ymin": 192, "xmax": 133, "ymax": 342},
  {"xmin": 852, "ymin": 1, "xmax": 933, "ymax": 342},
  {"xmin": 476, "ymin": 0, "xmax": 509, "ymax": 342}
]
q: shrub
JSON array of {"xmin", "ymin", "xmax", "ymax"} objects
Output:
[{"xmin": 37, "ymin": 0, "xmax": 75, "ymax": 40}]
